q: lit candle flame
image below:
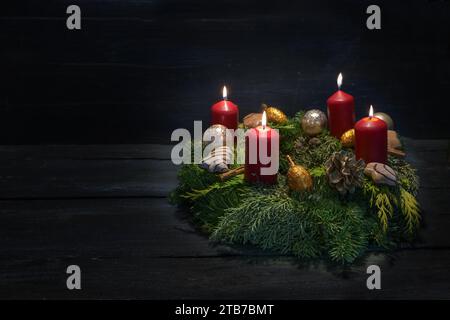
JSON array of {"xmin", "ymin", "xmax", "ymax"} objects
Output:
[
  {"xmin": 262, "ymin": 110, "xmax": 267, "ymax": 129},
  {"xmin": 222, "ymin": 86, "xmax": 228, "ymax": 100},
  {"xmin": 369, "ymin": 105, "xmax": 374, "ymax": 118},
  {"xmin": 337, "ymin": 73, "xmax": 343, "ymax": 90}
]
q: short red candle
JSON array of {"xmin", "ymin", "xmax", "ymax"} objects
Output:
[
  {"xmin": 211, "ymin": 86, "xmax": 239, "ymax": 130},
  {"xmin": 327, "ymin": 73, "xmax": 355, "ymax": 139},
  {"xmin": 245, "ymin": 112, "xmax": 279, "ymax": 184},
  {"xmin": 355, "ymin": 106, "xmax": 388, "ymax": 164}
]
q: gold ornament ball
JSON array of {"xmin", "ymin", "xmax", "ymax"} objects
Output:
[
  {"xmin": 262, "ymin": 104, "xmax": 288, "ymax": 125},
  {"xmin": 286, "ymin": 155, "xmax": 313, "ymax": 191},
  {"xmin": 373, "ymin": 112, "xmax": 394, "ymax": 130},
  {"xmin": 203, "ymin": 124, "xmax": 228, "ymax": 147},
  {"xmin": 301, "ymin": 109, "xmax": 327, "ymax": 136},
  {"xmin": 340, "ymin": 129, "xmax": 355, "ymax": 148}
]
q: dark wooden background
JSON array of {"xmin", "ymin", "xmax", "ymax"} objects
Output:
[
  {"xmin": 0, "ymin": 0, "xmax": 450, "ymax": 300},
  {"xmin": 1, "ymin": 0, "xmax": 449, "ymax": 144}
]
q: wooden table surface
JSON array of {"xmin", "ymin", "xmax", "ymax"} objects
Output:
[{"xmin": 0, "ymin": 140, "xmax": 449, "ymax": 299}]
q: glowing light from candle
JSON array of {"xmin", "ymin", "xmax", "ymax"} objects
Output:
[
  {"xmin": 262, "ymin": 111, "xmax": 267, "ymax": 130},
  {"xmin": 222, "ymin": 86, "xmax": 228, "ymax": 100},
  {"xmin": 337, "ymin": 73, "xmax": 343, "ymax": 90},
  {"xmin": 369, "ymin": 105, "xmax": 374, "ymax": 118}
]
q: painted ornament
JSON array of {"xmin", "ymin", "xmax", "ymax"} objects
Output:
[
  {"xmin": 261, "ymin": 104, "xmax": 288, "ymax": 125},
  {"xmin": 301, "ymin": 109, "xmax": 327, "ymax": 136},
  {"xmin": 203, "ymin": 124, "xmax": 228, "ymax": 148},
  {"xmin": 286, "ymin": 155, "xmax": 313, "ymax": 191},
  {"xmin": 340, "ymin": 129, "xmax": 355, "ymax": 148},
  {"xmin": 200, "ymin": 146, "xmax": 233, "ymax": 173}
]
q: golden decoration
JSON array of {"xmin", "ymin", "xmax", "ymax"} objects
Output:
[
  {"xmin": 262, "ymin": 104, "xmax": 288, "ymax": 125},
  {"xmin": 340, "ymin": 129, "xmax": 355, "ymax": 148},
  {"xmin": 286, "ymin": 155, "xmax": 313, "ymax": 192}
]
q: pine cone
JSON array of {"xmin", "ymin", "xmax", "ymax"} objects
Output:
[
  {"xmin": 294, "ymin": 137, "xmax": 306, "ymax": 150},
  {"xmin": 308, "ymin": 137, "xmax": 321, "ymax": 147},
  {"xmin": 325, "ymin": 151, "xmax": 365, "ymax": 195}
]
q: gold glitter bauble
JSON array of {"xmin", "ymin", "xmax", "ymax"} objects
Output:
[
  {"xmin": 373, "ymin": 112, "xmax": 394, "ymax": 130},
  {"xmin": 301, "ymin": 109, "xmax": 327, "ymax": 136},
  {"xmin": 286, "ymin": 155, "xmax": 313, "ymax": 192},
  {"xmin": 262, "ymin": 104, "xmax": 288, "ymax": 125},
  {"xmin": 340, "ymin": 129, "xmax": 355, "ymax": 148}
]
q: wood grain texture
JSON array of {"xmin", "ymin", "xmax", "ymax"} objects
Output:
[
  {"xmin": 0, "ymin": 141, "xmax": 449, "ymax": 299},
  {"xmin": 1, "ymin": 252, "xmax": 450, "ymax": 299},
  {"xmin": 1, "ymin": 0, "xmax": 450, "ymax": 143}
]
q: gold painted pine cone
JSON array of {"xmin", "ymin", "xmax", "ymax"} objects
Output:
[
  {"xmin": 262, "ymin": 104, "xmax": 288, "ymax": 125},
  {"xmin": 340, "ymin": 129, "xmax": 355, "ymax": 148},
  {"xmin": 286, "ymin": 155, "xmax": 313, "ymax": 192}
]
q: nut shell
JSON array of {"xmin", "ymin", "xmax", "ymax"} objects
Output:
[
  {"xmin": 364, "ymin": 162, "xmax": 397, "ymax": 186},
  {"xmin": 243, "ymin": 113, "xmax": 263, "ymax": 128}
]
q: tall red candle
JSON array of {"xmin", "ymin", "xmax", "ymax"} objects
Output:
[
  {"xmin": 355, "ymin": 106, "xmax": 388, "ymax": 164},
  {"xmin": 211, "ymin": 86, "xmax": 239, "ymax": 130},
  {"xmin": 245, "ymin": 111, "xmax": 279, "ymax": 184},
  {"xmin": 327, "ymin": 73, "xmax": 355, "ymax": 139}
]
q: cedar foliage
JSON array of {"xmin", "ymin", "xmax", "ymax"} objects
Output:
[{"xmin": 170, "ymin": 111, "xmax": 421, "ymax": 264}]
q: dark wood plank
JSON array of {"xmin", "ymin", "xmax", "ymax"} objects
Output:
[
  {"xmin": 0, "ymin": 142, "xmax": 448, "ymax": 299},
  {"xmin": 0, "ymin": 198, "xmax": 241, "ymax": 258},
  {"xmin": 0, "ymin": 158, "xmax": 177, "ymax": 199},
  {"xmin": 0, "ymin": 192, "xmax": 445, "ymax": 268},
  {"xmin": 403, "ymin": 139, "xmax": 449, "ymax": 166},
  {"xmin": 1, "ymin": 250, "xmax": 450, "ymax": 299},
  {"xmin": 0, "ymin": 192, "xmax": 447, "ymax": 262},
  {"xmin": 0, "ymin": 144, "xmax": 172, "ymax": 160}
]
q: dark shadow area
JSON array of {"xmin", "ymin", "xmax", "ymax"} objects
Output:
[{"xmin": 1, "ymin": 0, "xmax": 449, "ymax": 143}]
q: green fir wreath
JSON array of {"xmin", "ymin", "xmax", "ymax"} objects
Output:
[{"xmin": 170, "ymin": 111, "xmax": 420, "ymax": 264}]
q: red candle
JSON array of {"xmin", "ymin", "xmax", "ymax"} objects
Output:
[
  {"xmin": 355, "ymin": 105, "xmax": 388, "ymax": 164},
  {"xmin": 245, "ymin": 111, "xmax": 279, "ymax": 184},
  {"xmin": 327, "ymin": 73, "xmax": 355, "ymax": 139},
  {"xmin": 211, "ymin": 86, "xmax": 239, "ymax": 130}
]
